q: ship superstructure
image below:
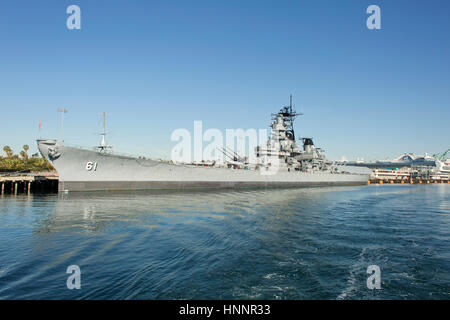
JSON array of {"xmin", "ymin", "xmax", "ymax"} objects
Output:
[
  {"xmin": 337, "ymin": 153, "xmax": 436, "ymax": 169},
  {"xmin": 255, "ymin": 96, "xmax": 332, "ymax": 173}
]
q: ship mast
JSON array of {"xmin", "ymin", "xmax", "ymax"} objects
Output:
[
  {"xmin": 98, "ymin": 112, "xmax": 111, "ymax": 152},
  {"xmin": 57, "ymin": 108, "xmax": 68, "ymax": 143},
  {"xmin": 288, "ymin": 94, "xmax": 295, "ymax": 139},
  {"xmin": 290, "ymin": 94, "xmax": 293, "ymax": 114}
]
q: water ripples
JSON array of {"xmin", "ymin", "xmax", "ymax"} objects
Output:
[{"xmin": 0, "ymin": 185, "xmax": 449, "ymax": 299}]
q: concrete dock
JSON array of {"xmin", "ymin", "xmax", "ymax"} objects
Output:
[
  {"xmin": 0, "ymin": 173, "xmax": 58, "ymax": 194},
  {"xmin": 1, "ymin": 173, "xmax": 448, "ymax": 194},
  {"xmin": 368, "ymin": 178, "xmax": 450, "ymax": 185}
]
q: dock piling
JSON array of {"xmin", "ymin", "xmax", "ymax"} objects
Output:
[{"xmin": 0, "ymin": 174, "xmax": 58, "ymax": 194}]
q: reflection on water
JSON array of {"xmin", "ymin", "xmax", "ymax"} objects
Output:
[
  {"xmin": 36, "ymin": 188, "xmax": 334, "ymax": 234},
  {"xmin": 0, "ymin": 185, "xmax": 449, "ymax": 299}
]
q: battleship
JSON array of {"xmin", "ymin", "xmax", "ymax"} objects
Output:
[{"xmin": 37, "ymin": 97, "xmax": 370, "ymax": 192}]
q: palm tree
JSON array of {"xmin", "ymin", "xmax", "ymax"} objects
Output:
[
  {"xmin": 22, "ymin": 145, "xmax": 29, "ymax": 159},
  {"xmin": 3, "ymin": 146, "xmax": 13, "ymax": 158}
]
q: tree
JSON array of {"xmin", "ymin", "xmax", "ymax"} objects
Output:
[
  {"xmin": 3, "ymin": 146, "xmax": 13, "ymax": 158},
  {"xmin": 22, "ymin": 145, "xmax": 29, "ymax": 159},
  {"xmin": 0, "ymin": 144, "xmax": 55, "ymax": 172}
]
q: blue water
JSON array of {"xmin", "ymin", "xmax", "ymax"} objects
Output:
[{"xmin": 0, "ymin": 185, "xmax": 449, "ymax": 299}]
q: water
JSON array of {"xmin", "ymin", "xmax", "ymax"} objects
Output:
[{"xmin": 0, "ymin": 185, "xmax": 449, "ymax": 299}]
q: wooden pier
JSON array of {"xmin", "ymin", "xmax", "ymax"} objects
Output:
[{"xmin": 0, "ymin": 173, "xmax": 58, "ymax": 194}]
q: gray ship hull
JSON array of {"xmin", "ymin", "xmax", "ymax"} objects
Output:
[
  {"xmin": 37, "ymin": 139, "xmax": 369, "ymax": 192},
  {"xmin": 58, "ymin": 180, "xmax": 366, "ymax": 192}
]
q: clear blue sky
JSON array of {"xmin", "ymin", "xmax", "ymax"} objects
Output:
[{"xmin": 1, "ymin": 0, "xmax": 449, "ymax": 160}]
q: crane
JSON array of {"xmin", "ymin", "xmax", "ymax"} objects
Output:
[{"xmin": 433, "ymin": 149, "xmax": 450, "ymax": 161}]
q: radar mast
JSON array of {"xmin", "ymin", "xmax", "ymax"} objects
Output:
[
  {"xmin": 98, "ymin": 112, "xmax": 112, "ymax": 152},
  {"xmin": 271, "ymin": 94, "xmax": 303, "ymax": 141}
]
